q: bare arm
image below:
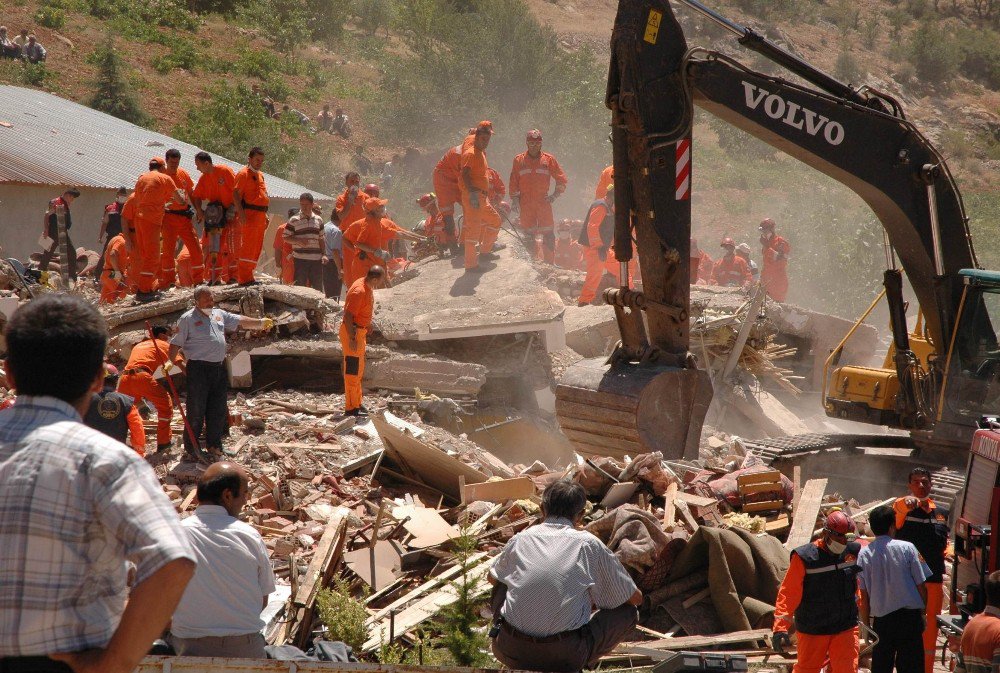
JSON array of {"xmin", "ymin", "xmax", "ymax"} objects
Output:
[
  {"xmin": 167, "ymin": 344, "xmax": 182, "ymax": 362},
  {"xmin": 99, "ymin": 211, "xmax": 109, "ymax": 241},
  {"xmin": 51, "ymin": 558, "xmax": 195, "ymax": 673},
  {"xmin": 233, "ymin": 187, "xmax": 246, "ymax": 225},
  {"xmin": 627, "ymin": 589, "xmax": 643, "ymax": 606},
  {"xmin": 917, "ymin": 582, "xmax": 927, "ymax": 607},
  {"xmin": 859, "ymin": 587, "xmax": 871, "ymax": 626}
]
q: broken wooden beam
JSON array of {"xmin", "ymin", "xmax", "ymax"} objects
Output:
[{"xmin": 785, "ymin": 478, "xmax": 828, "ymax": 550}]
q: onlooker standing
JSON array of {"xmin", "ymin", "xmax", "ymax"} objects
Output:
[
  {"xmin": 0, "ymin": 294, "xmax": 195, "ymax": 673},
  {"xmin": 857, "ymin": 504, "xmax": 931, "ymax": 673},
  {"xmin": 94, "ymin": 186, "xmax": 129, "ymax": 280},
  {"xmin": 169, "ymin": 287, "xmax": 273, "ymax": 459},
  {"xmin": 83, "ymin": 363, "xmax": 146, "ymax": 455},
  {"xmin": 38, "ymin": 187, "xmax": 81, "ymax": 281},
  {"xmin": 272, "ymin": 209, "xmax": 296, "ymax": 285},
  {"xmin": 956, "ymin": 570, "xmax": 1000, "ymax": 673},
  {"xmin": 283, "ymin": 192, "xmax": 325, "ymax": 290},
  {"xmin": 168, "ymin": 462, "xmax": 275, "ymax": 659},
  {"xmin": 323, "ymin": 216, "xmax": 344, "ymax": 301}
]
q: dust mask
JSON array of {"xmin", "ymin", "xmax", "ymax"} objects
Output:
[{"xmin": 827, "ymin": 539, "xmax": 847, "ymax": 555}]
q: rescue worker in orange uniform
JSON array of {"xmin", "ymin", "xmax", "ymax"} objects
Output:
[
  {"xmin": 334, "ymin": 172, "xmax": 368, "ymax": 231},
  {"xmin": 192, "ymin": 151, "xmax": 237, "ymax": 284},
  {"xmin": 432, "ymin": 129, "xmax": 476, "ymax": 245},
  {"xmin": 509, "ymin": 129, "xmax": 568, "ymax": 265},
  {"xmin": 460, "ymin": 121, "xmax": 502, "ymax": 272},
  {"xmin": 344, "ymin": 198, "xmax": 389, "ymax": 288},
  {"xmin": 772, "ymin": 511, "xmax": 862, "ymax": 673},
  {"xmin": 273, "ymin": 209, "xmax": 296, "ymax": 284},
  {"xmin": 595, "ymin": 164, "xmax": 614, "ymax": 200},
  {"xmin": 98, "ymin": 232, "xmax": 130, "ymax": 304},
  {"xmin": 234, "ymin": 147, "xmax": 271, "ymax": 285},
  {"xmin": 133, "ymin": 157, "xmax": 184, "ymax": 302},
  {"xmin": 760, "ymin": 218, "xmax": 791, "ymax": 302},
  {"xmin": 340, "ymin": 265, "xmax": 386, "ymax": 417},
  {"xmin": 120, "ymin": 191, "xmax": 139, "ymax": 292},
  {"xmin": 417, "ymin": 193, "xmax": 458, "ymax": 253},
  {"xmin": 553, "ymin": 219, "xmax": 584, "ymax": 270},
  {"xmin": 690, "ymin": 238, "xmax": 714, "ymax": 285},
  {"xmin": 577, "ymin": 185, "xmax": 616, "ymax": 306},
  {"xmin": 160, "ymin": 148, "xmax": 204, "ymax": 288},
  {"xmin": 712, "ymin": 237, "xmax": 752, "ymax": 287},
  {"xmin": 117, "ymin": 325, "xmax": 182, "ymax": 452},
  {"xmin": 894, "ymin": 467, "xmax": 950, "ymax": 673}
]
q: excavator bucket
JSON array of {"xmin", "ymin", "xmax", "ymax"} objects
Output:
[{"xmin": 556, "ymin": 358, "xmax": 713, "ymax": 461}]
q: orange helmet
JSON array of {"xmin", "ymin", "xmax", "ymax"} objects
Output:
[
  {"xmin": 476, "ymin": 120, "xmax": 494, "ymax": 135},
  {"xmin": 824, "ymin": 510, "xmax": 855, "ymax": 535},
  {"xmin": 363, "ymin": 183, "xmax": 380, "ymax": 197},
  {"xmin": 720, "ymin": 236, "xmax": 736, "ymax": 248}
]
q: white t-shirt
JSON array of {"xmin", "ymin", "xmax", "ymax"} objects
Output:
[{"xmin": 171, "ymin": 505, "xmax": 276, "ymax": 638}]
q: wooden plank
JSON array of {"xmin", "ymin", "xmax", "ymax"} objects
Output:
[
  {"xmin": 663, "ymin": 482, "xmax": 678, "ymax": 530},
  {"xmin": 136, "ymin": 655, "xmax": 539, "ymax": 672},
  {"xmin": 365, "ymin": 552, "xmax": 488, "ymax": 625},
  {"xmin": 785, "ymin": 478, "xmax": 828, "ymax": 550},
  {"xmin": 736, "ymin": 469, "xmax": 782, "ymax": 486},
  {"xmin": 675, "ymin": 492, "xmax": 717, "ymax": 507},
  {"xmin": 792, "ymin": 465, "xmax": 802, "ymax": 511},
  {"xmin": 293, "ymin": 513, "xmax": 348, "ymax": 607},
  {"xmin": 178, "ymin": 488, "xmax": 198, "ymax": 513},
  {"xmin": 738, "ymin": 482, "xmax": 785, "ymax": 496},
  {"xmin": 460, "ymin": 476, "xmax": 535, "ymax": 504},
  {"xmin": 615, "ymin": 628, "xmax": 772, "ymax": 654},
  {"xmin": 677, "ymin": 499, "xmax": 700, "ymax": 532},
  {"xmin": 681, "ymin": 586, "xmax": 711, "ymax": 609},
  {"xmin": 742, "ymin": 500, "xmax": 786, "ymax": 513}
]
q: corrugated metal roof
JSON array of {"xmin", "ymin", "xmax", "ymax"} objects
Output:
[{"xmin": 0, "ymin": 85, "xmax": 332, "ymax": 200}]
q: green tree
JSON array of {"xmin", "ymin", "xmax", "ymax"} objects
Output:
[
  {"xmin": 88, "ymin": 36, "xmax": 153, "ymax": 127},
  {"xmin": 236, "ymin": 0, "xmax": 308, "ymax": 54},
  {"xmin": 433, "ymin": 532, "xmax": 492, "ymax": 666},
  {"xmin": 907, "ymin": 20, "xmax": 960, "ymax": 84}
]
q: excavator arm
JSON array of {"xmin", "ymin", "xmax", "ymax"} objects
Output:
[{"xmin": 555, "ymin": 0, "xmax": 982, "ymax": 459}]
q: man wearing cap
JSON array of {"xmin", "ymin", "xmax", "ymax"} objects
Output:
[
  {"xmin": 460, "ymin": 121, "xmax": 502, "ymax": 272},
  {"xmin": 858, "ymin": 505, "xmax": 932, "ymax": 673},
  {"xmin": 433, "ymin": 128, "xmax": 476, "ymax": 245},
  {"xmin": 234, "ymin": 147, "xmax": 270, "ymax": 286},
  {"xmin": 340, "ymin": 265, "xmax": 386, "ymax": 417},
  {"xmin": 39, "ymin": 187, "xmax": 82, "ymax": 282},
  {"xmin": 690, "ymin": 238, "xmax": 713, "ymax": 285},
  {"xmin": 509, "ymin": 129, "xmax": 568, "ymax": 265},
  {"xmin": 577, "ymin": 185, "xmax": 616, "ymax": 306},
  {"xmin": 711, "ymin": 237, "xmax": 752, "ymax": 287},
  {"xmin": 893, "ymin": 467, "xmax": 950, "ymax": 673},
  {"xmin": 84, "ymin": 364, "xmax": 147, "ymax": 456},
  {"xmin": 160, "ymin": 149, "xmax": 205, "ymax": 288},
  {"xmin": 771, "ymin": 510, "xmax": 863, "ymax": 673},
  {"xmin": 759, "ymin": 218, "xmax": 791, "ymax": 302},
  {"xmin": 192, "ymin": 152, "xmax": 237, "ymax": 284},
  {"xmin": 283, "ymin": 193, "xmax": 326, "ymax": 290},
  {"xmin": 135, "ymin": 158, "xmax": 185, "ymax": 302}
]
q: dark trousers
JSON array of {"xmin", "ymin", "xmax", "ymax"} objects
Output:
[
  {"xmin": 0, "ymin": 657, "xmax": 73, "ymax": 672},
  {"xmin": 293, "ymin": 258, "xmax": 323, "ymax": 290},
  {"xmin": 322, "ymin": 261, "xmax": 342, "ymax": 300},
  {"xmin": 184, "ymin": 360, "xmax": 228, "ymax": 454},
  {"xmin": 872, "ymin": 608, "xmax": 924, "ymax": 673},
  {"xmin": 38, "ymin": 224, "xmax": 77, "ymax": 281}
]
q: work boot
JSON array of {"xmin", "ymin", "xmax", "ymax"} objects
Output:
[
  {"xmin": 135, "ymin": 290, "xmax": 163, "ymax": 304},
  {"xmin": 344, "ymin": 408, "xmax": 358, "ymax": 417},
  {"xmin": 479, "ymin": 251, "xmax": 501, "ymax": 261},
  {"xmin": 239, "ymin": 279, "xmax": 261, "ymax": 287},
  {"xmin": 156, "ymin": 442, "xmax": 172, "ymax": 453},
  {"xmin": 356, "ymin": 404, "xmax": 370, "ymax": 416},
  {"xmin": 464, "ymin": 266, "xmax": 484, "ymax": 274},
  {"xmin": 490, "ymin": 243, "xmax": 507, "ymax": 252}
]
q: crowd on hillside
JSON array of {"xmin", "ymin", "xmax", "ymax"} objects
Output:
[{"xmin": 0, "ymin": 25, "xmax": 46, "ymax": 62}]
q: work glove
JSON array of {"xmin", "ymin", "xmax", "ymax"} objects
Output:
[
  {"xmin": 443, "ymin": 219, "xmax": 455, "ymax": 236},
  {"xmin": 470, "ymin": 193, "xmax": 480, "ymax": 210},
  {"xmin": 771, "ymin": 631, "xmax": 791, "ymax": 654},
  {"xmin": 511, "ymin": 195, "xmax": 520, "ymax": 213},
  {"xmin": 375, "ymin": 248, "xmax": 392, "ymax": 262},
  {"xmin": 261, "ymin": 317, "xmax": 275, "ymax": 331},
  {"xmin": 162, "ymin": 360, "xmax": 174, "ymax": 374},
  {"xmin": 597, "ymin": 247, "xmax": 608, "ymax": 262},
  {"xmin": 546, "ymin": 193, "xmax": 557, "ymax": 204}
]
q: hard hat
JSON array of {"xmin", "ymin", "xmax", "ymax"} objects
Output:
[
  {"xmin": 363, "ymin": 183, "xmax": 380, "ymax": 197},
  {"xmin": 363, "ymin": 197, "xmax": 388, "ymax": 213},
  {"xmin": 149, "ymin": 157, "xmax": 165, "ymax": 168},
  {"xmin": 104, "ymin": 363, "xmax": 119, "ymax": 378},
  {"xmin": 759, "ymin": 217, "xmax": 776, "ymax": 231},
  {"xmin": 476, "ymin": 120, "xmax": 494, "ymax": 135},
  {"xmin": 736, "ymin": 242, "xmax": 751, "ymax": 255},
  {"xmin": 691, "ymin": 238, "xmax": 700, "ymax": 256},
  {"xmin": 604, "ymin": 183, "xmax": 614, "ymax": 198},
  {"xmin": 526, "ymin": 129, "xmax": 542, "ymax": 141},
  {"xmin": 824, "ymin": 510, "xmax": 855, "ymax": 535},
  {"xmin": 720, "ymin": 236, "xmax": 736, "ymax": 248},
  {"xmin": 416, "ymin": 193, "xmax": 436, "ymax": 208}
]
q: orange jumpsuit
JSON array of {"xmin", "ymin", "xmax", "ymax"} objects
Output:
[
  {"xmin": 272, "ymin": 222, "xmax": 295, "ymax": 284},
  {"xmin": 509, "ymin": 151, "xmax": 568, "ymax": 264},
  {"xmin": 459, "ymin": 144, "xmax": 501, "ymax": 270},
  {"xmin": 773, "ymin": 539, "xmax": 860, "ymax": 673},
  {"xmin": 344, "ymin": 214, "xmax": 387, "ymax": 288},
  {"xmin": 340, "ymin": 277, "xmax": 374, "ymax": 413},
  {"xmin": 423, "ymin": 212, "xmax": 455, "ymax": 246},
  {"xmin": 126, "ymin": 406, "xmax": 147, "ymax": 456},
  {"xmin": 691, "ymin": 251, "xmax": 714, "ymax": 284},
  {"xmin": 342, "ymin": 217, "xmax": 366, "ymax": 289},
  {"xmin": 133, "ymin": 170, "xmax": 177, "ymax": 293},
  {"xmin": 761, "ymin": 234, "xmax": 791, "ymax": 302},
  {"xmin": 121, "ymin": 194, "xmax": 139, "ymax": 292},
  {"xmin": 116, "ymin": 338, "xmax": 180, "ymax": 447},
  {"xmin": 176, "ymin": 245, "xmax": 193, "ymax": 287},
  {"xmin": 235, "ymin": 166, "xmax": 271, "ymax": 284},
  {"xmin": 432, "ymin": 133, "xmax": 475, "ymax": 218},
  {"xmin": 595, "ymin": 164, "xmax": 614, "ymax": 199},
  {"xmin": 553, "ymin": 236, "xmax": 584, "ymax": 270},
  {"xmin": 334, "ymin": 189, "xmax": 368, "ymax": 232},
  {"xmin": 99, "ymin": 234, "xmax": 130, "ymax": 304},
  {"xmin": 712, "ymin": 254, "xmax": 752, "ymax": 287},
  {"xmin": 894, "ymin": 498, "xmax": 948, "ymax": 673},
  {"xmin": 160, "ymin": 167, "xmax": 204, "ymax": 286},
  {"xmin": 579, "ymin": 202, "xmax": 612, "ymax": 305},
  {"xmin": 193, "ymin": 164, "xmax": 237, "ymax": 282}
]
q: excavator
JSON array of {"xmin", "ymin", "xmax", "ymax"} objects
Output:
[{"xmin": 554, "ymin": 0, "xmax": 999, "ymax": 495}]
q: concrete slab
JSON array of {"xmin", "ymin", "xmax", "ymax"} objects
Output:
[
  {"xmin": 563, "ymin": 304, "xmax": 619, "ymax": 358},
  {"xmin": 376, "ymin": 231, "xmax": 566, "ymax": 352}
]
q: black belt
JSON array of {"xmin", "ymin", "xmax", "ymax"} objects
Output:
[
  {"xmin": 188, "ymin": 360, "xmax": 225, "ymax": 367},
  {"xmin": 166, "ymin": 208, "xmax": 194, "ymax": 216},
  {"xmin": 500, "ymin": 618, "xmax": 583, "ymax": 644},
  {"xmin": 123, "ymin": 366, "xmax": 152, "ymax": 376},
  {"xmin": 242, "ymin": 201, "xmax": 269, "ymax": 213},
  {"xmin": 0, "ymin": 657, "xmax": 73, "ymax": 672}
]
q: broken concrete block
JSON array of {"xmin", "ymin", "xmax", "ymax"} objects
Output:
[
  {"xmin": 364, "ymin": 356, "xmax": 488, "ymax": 397},
  {"xmin": 563, "ymin": 304, "xmax": 619, "ymax": 358},
  {"xmin": 228, "ymin": 351, "xmax": 253, "ymax": 389}
]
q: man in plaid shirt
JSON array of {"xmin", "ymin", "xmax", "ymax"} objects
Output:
[{"xmin": 0, "ymin": 294, "xmax": 196, "ymax": 673}]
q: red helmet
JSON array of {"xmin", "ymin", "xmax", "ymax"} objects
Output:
[
  {"xmin": 416, "ymin": 193, "xmax": 436, "ymax": 208},
  {"xmin": 363, "ymin": 183, "xmax": 380, "ymax": 197},
  {"xmin": 104, "ymin": 363, "xmax": 119, "ymax": 378},
  {"xmin": 720, "ymin": 236, "xmax": 736, "ymax": 248},
  {"xmin": 759, "ymin": 217, "xmax": 776, "ymax": 231},
  {"xmin": 526, "ymin": 129, "xmax": 542, "ymax": 141},
  {"xmin": 824, "ymin": 510, "xmax": 855, "ymax": 535}
]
